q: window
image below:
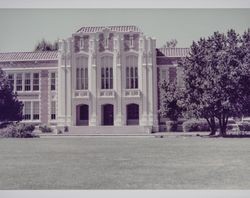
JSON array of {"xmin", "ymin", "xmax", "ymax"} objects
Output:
[
  {"xmin": 101, "ymin": 56, "xmax": 113, "ymax": 89},
  {"xmin": 51, "ymin": 101, "xmax": 56, "ymax": 120},
  {"xmin": 50, "ymin": 72, "xmax": 56, "ymax": 90},
  {"xmin": 24, "ymin": 73, "xmax": 31, "ymax": 91},
  {"xmin": 8, "ymin": 74, "xmax": 14, "ymax": 88},
  {"xmin": 16, "ymin": 73, "xmax": 23, "ymax": 91},
  {"xmin": 80, "ymin": 37, "xmax": 84, "ymax": 50},
  {"xmin": 126, "ymin": 55, "xmax": 138, "ymax": 89},
  {"xmin": 33, "ymin": 73, "xmax": 39, "ymax": 91},
  {"xmin": 76, "ymin": 56, "xmax": 88, "ymax": 90},
  {"xmin": 129, "ymin": 35, "xmax": 134, "ymax": 48},
  {"xmin": 161, "ymin": 69, "xmax": 167, "ymax": 82},
  {"xmin": 169, "ymin": 67, "xmax": 177, "ymax": 83},
  {"xmin": 23, "ymin": 101, "xmax": 31, "ymax": 120},
  {"xmin": 33, "ymin": 101, "xmax": 39, "ymax": 120}
]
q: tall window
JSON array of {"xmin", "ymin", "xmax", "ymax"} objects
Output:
[
  {"xmin": 161, "ymin": 69, "xmax": 167, "ymax": 82},
  {"xmin": 16, "ymin": 73, "xmax": 23, "ymax": 91},
  {"xmin": 23, "ymin": 101, "xmax": 31, "ymax": 120},
  {"xmin": 8, "ymin": 74, "xmax": 14, "ymax": 88},
  {"xmin": 101, "ymin": 56, "xmax": 113, "ymax": 89},
  {"xmin": 169, "ymin": 67, "xmax": 177, "ymax": 83},
  {"xmin": 76, "ymin": 56, "xmax": 88, "ymax": 90},
  {"xmin": 126, "ymin": 55, "xmax": 138, "ymax": 89},
  {"xmin": 24, "ymin": 73, "xmax": 31, "ymax": 91},
  {"xmin": 50, "ymin": 72, "xmax": 56, "ymax": 90},
  {"xmin": 51, "ymin": 101, "xmax": 56, "ymax": 120},
  {"xmin": 33, "ymin": 101, "xmax": 40, "ymax": 120},
  {"xmin": 33, "ymin": 73, "xmax": 39, "ymax": 91}
]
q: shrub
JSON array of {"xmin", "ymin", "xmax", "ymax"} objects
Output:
[
  {"xmin": 166, "ymin": 120, "xmax": 184, "ymax": 132},
  {"xmin": 0, "ymin": 123, "xmax": 37, "ymax": 138},
  {"xmin": 238, "ymin": 122, "xmax": 250, "ymax": 132},
  {"xmin": 183, "ymin": 119, "xmax": 210, "ymax": 132},
  {"xmin": 39, "ymin": 124, "xmax": 53, "ymax": 133}
]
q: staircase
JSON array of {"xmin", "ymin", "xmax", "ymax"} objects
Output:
[{"xmin": 64, "ymin": 126, "xmax": 152, "ymax": 136}]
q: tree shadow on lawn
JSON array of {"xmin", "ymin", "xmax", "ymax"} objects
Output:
[{"xmin": 198, "ymin": 133, "xmax": 250, "ymax": 138}]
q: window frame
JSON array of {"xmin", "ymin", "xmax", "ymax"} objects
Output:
[
  {"xmin": 125, "ymin": 55, "xmax": 138, "ymax": 89},
  {"xmin": 76, "ymin": 56, "xmax": 88, "ymax": 90},
  {"xmin": 101, "ymin": 56, "xmax": 113, "ymax": 89}
]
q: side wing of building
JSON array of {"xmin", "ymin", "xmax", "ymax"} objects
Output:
[
  {"xmin": 0, "ymin": 51, "xmax": 59, "ymax": 126},
  {"xmin": 156, "ymin": 47, "xmax": 190, "ymax": 131}
]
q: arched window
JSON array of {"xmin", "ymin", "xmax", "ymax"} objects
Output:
[
  {"xmin": 76, "ymin": 56, "xmax": 88, "ymax": 90},
  {"xmin": 101, "ymin": 56, "xmax": 113, "ymax": 89},
  {"xmin": 126, "ymin": 55, "xmax": 138, "ymax": 89}
]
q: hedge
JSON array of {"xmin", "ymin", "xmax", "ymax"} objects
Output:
[
  {"xmin": 183, "ymin": 119, "xmax": 211, "ymax": 132},
  {"xmin": 0, "ymin": 123, "xmax": 38, "ymax": 138}
]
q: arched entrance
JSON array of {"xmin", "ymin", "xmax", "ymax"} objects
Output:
[
  {"xmin": 127, "ymin": 103, "xmax": 139, "ymax": 125},
  {"xmin": 76, "ymin": 104, "xmax": 89, "ymax": 126},
  {"xmin": 102, "ymin": 104, "xmax": 114, "ymax": 125}
]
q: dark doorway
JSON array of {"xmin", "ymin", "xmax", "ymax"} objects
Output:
[
  {"xmin": 102, "ymin": 104, "xmax": 114, "ymax": 125},
  {"xmin": 76, "ymin": 104, "xmax": 89, "ymax": 126},
  {"xmin": 127, "ymin": 103, "xmax": 139, "ymax": 125}
]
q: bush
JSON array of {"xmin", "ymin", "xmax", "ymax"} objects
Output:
[
  {"xmin": 166, "ymin": 120, "xmax": 184, "ymax": 132},
  {"xmin": 39, "ymin": 124, "xmax": 53, "ymax": 133},
  {"xmin": 0, "ymin": 123, "xmax": 37, "ymax": 138},
  {"xmin": 183, "ymin": 119, "xmax": 210, "ymax": 132},
  {"xmin": 238, "ymin": 122, "xmax": 250, "ymax": 132}
]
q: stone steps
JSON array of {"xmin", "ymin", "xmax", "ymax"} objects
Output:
[{"xmin": 66, "ymin": 126, "xmax": 152, "ymax": 135}]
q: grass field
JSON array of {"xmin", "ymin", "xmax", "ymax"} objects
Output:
[{"xmin": 0, "ymin": 136, "xmax": 250, "ymax": 189}]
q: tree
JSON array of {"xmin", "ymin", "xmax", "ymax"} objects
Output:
[
  {"xmin": 180, "ymin": 29, "xmax": 250, "ymax": 136},
  {"xmin": 163, "ymin": 39, "xmax": 178, "ymax": 48},
  {"xmin": 159, "ymin": 80, "xmax": 185, "ymax": 122},
  {"xmin": 34, "ymin": 39, "xmax": 58, "ymax": 51},
  {"xmin": 0, "ymin": 69, "xmax": 23, "ymax": 124}
]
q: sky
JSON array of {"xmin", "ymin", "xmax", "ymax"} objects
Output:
[{"xmin": 0, "ymin": 9, "xmax": 249, "ymax": 52}]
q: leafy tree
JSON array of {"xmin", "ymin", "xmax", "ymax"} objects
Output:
[
  {"xmin": 0, "ymin": 69, "xmax": 23, "ymax": 125},
  {"xmin": 34, "ymin": 39, "xmax": 58, "ymax": 51},
  {"xmin": 180, "ymin": 29, "xmax": 250, "ymax": 136},
  {"xmin": 159, "ymin": 80, "xmax": 185, "ymax": 122}
]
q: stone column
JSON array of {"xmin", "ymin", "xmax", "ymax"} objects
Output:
[
  {"xmin": 57, "ymin": 41, "xmax": 66, "ymax": 127},
  {"xmin": 147, "ymin": 38, "xmax": 158, "ymax": 131},
  {"xmin": 114, "ymin": 36, "xmax": 123, "ymax": 126},
  {"xmin": 140, "ymin": 37, "xmax": 148, "ymax": 126},
  {"xmin": 57, "ymin": 39, "xmax": 72, "ymax": 127},
  {"xmin": 89, "ymin": 38, "xmax": 97, "ymax": 126}
]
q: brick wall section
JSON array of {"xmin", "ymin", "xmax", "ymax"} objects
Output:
[{"xmin": 41, "ymin": 70, "xmax": 49, "ymax": 124}]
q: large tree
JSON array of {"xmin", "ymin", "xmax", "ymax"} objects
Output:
[
  {"xmin": 163, "ymin": 39, "xmax": 178, "ymax": 48},
  {"xmin": 180, "ymin": 29, "xmax": 250, "ymax": 136},
  {"xmin": 0, "ymin": 69, "xmax": 23, "ymax": 124},
  {"xmin": 159, "ymin": 81, "xmax": 185, "ymax": 122}
]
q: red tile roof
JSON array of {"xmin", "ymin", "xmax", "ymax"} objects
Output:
[
  {"xmin": 0, "ymin": 51, "xmax": 58, "ymax": 62},
  {"xmin": 158, "ymin": 48, "xmax": 190, "ymax": 57},
  {"xmin": 77, "ymin": 25, "xmax": 141, "ymax": 33}
]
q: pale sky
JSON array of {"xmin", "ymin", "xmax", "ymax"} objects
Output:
[{"xmin": 0, "ymin": 9, "xmax": 249, "ymax": 52}]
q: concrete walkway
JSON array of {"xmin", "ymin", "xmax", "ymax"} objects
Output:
[{"xmin": 38, "ymin": 132, "xmax": 210, "ymax": 138}]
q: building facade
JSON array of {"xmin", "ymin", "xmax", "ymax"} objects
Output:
[{"xmin": 0, "ymin": 26, "xmax": 189, "ymax": 133}]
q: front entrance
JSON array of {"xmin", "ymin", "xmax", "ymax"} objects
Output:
[
  {"xmin": 127, "ymin": 103, "xmax": 139, "ymax": 125},
  {"xmin": 102, "ymin": 104, "xmax": 114, "ymax": 125},
  {"xmin": 76, "ymin": 104, "xmax": 89, "ymax": 126}
]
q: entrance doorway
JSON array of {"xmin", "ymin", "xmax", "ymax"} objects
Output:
[
  {"xmin": 76, "ymin": 104, "xmax": 89, "ymax": 126},
  {"xmin": 102, "ymin": 104, "xmax": 114, "ymax": 125},
  {"xmin": 126, "ymin": 103, "xmax": 139, "ymax": 125}
]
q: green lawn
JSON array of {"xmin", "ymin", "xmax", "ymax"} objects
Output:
[{"xmin": 0, "ymin": 136, "xmax": 250, "ymax": 189}]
